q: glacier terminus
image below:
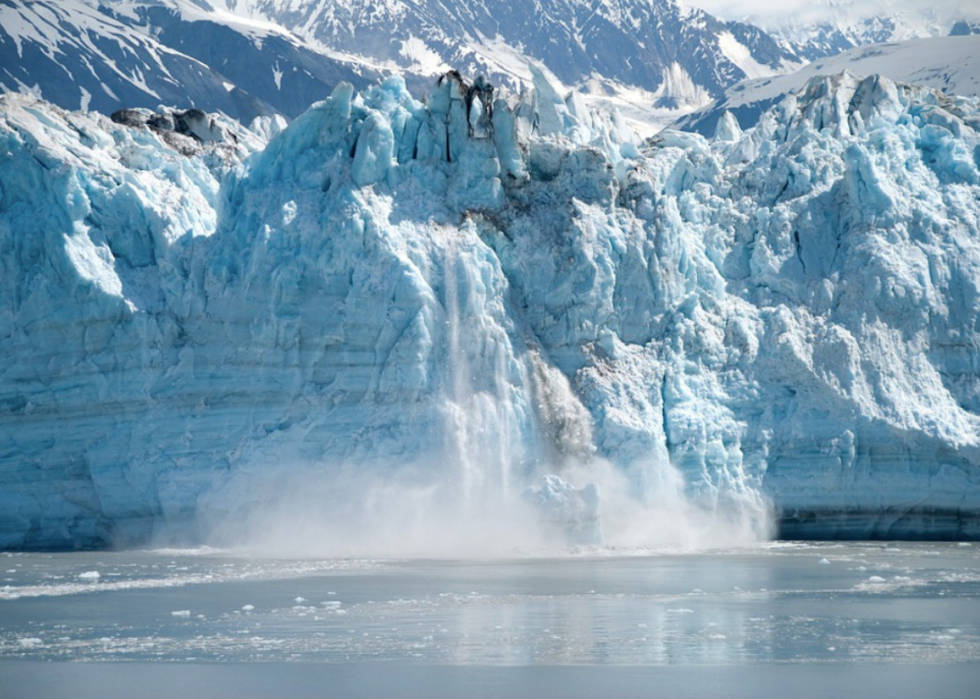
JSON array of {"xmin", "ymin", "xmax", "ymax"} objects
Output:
[{"xmin": 2, "ymin": 64, "xmax": 980, "ymax": 551}]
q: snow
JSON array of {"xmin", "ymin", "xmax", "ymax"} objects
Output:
[
  {"xmin": 654, "ymin": 62, "xmax": 712, "ymax": 110},
  {"xmin": 716, "ymin": 31, "xmax": 780, "ymax": 81},
  {"xmin": 676, "ymin": 35, "xmax": 980, "ymax": 135},
  {"xmin": 399, "ymin": 36, "xmax": 448, "ymax": 75},
  {"xmin": 3, "ymin": 0, "xmax": 822, "ymax": 144},
  {"xmin": 578, "ymin": 79, "xmax": 676, "ymax": 140},
  {"xmin": 2, "ymin": 65, "xmax": 980, "ymax": 551},
  {"xmin": 0, "ymin": 1, "xmax": 236, "ymax": 112},
  {"xmin": 455, "ymin": 35, "xmax": 538, "ymax": 86},
  {"xmin": 747, "ymin": 0, "xmax": 979, "ymax": 57},
  {"xmin": 162, "ymin": 0, "xmax": 302, "ymax": 43}
]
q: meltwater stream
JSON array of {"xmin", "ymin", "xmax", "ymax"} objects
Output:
[{"xmin": 1, "ymin": 543, "xmax": 978, "ymax": 698}]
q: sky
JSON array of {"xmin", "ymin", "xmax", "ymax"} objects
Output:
[{"xmin": 687, "ymin": 0, "xmax": 980, "ymax": 26}]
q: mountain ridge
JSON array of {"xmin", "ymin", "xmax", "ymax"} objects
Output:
[{"xmin": 1, "ymin": 0, "xmax": 802, "ymax": 128}]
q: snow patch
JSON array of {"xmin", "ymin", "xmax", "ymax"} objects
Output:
[
  {"xmin": 272, "ymin": 62, "xmax": 283, "ymax": 91},
  {"xmin": 717, "ymin": 31, "xmax": 779, "ymax": 80},
  {"xmin": 399, "ymin": 36, "xmax": 447, "ymax": 74},
  {"xmin": 654, "ymin": 62, "xmax": 712, "ymax": 109}
]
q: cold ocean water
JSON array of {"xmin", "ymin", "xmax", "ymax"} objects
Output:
[{"xmin": 1, "ymin": 543, "xmax": 978, "ymax": 698}]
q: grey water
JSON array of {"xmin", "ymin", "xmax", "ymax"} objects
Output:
[{"xmin": 1, "ymin": 542, "xmax": 978, "ymax": 698}]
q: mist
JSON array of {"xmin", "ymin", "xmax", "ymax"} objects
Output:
[
  {"xmin": 192, "ymin": 224, "xmax": 774, "ymax": 560},
  {"xmin": 199, "ymin": 450, "xmax": 773, "ymax": 559}
]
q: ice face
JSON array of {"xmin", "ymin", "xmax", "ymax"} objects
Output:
[{"xmin": 2, "ymin": 68, "xmax": 980, "ymax": 550}]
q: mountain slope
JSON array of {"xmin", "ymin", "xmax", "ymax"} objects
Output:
[
  {"xmin": 1, "ymin": 0, "xmax": 801, "ymax": 127},
  {"xmin": 773, "ymin": 15, "xmax": 928, "ymax": 60},
  {"xmin": 236, "ymin": 0, "xmax": 801, "ymax": 105},
  {"xmin": 673, "ymin": 35, "xmax": 980, "ymax": 136},
  {"xmin": 0, "ymin": 0, "xmax": 384, "ymax": 123},
  {"xmin": 730, "ymin": 0, "xmax": 978, "ymax": 60}
]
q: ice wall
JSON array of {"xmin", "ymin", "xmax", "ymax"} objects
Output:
[{"xmin": 2, "ymin": 70, "xmax": 980, "ymax": 549}]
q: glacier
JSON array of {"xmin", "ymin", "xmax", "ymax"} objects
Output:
[{"xmin": 2, "ymin": 67, "xmax": 980, "ymax": 551}]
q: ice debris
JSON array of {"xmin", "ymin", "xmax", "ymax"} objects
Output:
[{"xmin": 524, "ymin": 475, "xmax": 602, "ymax": 545}]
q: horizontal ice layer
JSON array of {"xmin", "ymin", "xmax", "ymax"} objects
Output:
[{"xmin": 2, "ymin": 69, "xmax": 980, "ymax": 548}]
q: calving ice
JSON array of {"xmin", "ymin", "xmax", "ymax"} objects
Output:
[{"xmin": 1, "ymin": 65, "xmax": 979, "ymax": 552}]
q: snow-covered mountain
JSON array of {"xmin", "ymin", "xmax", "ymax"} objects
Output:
[
  {"xmin": 0, "ymin": 0, "xmax": 801, "ymax": 127},
  {"xmin": 228, "ymin": 0, "xmax": 799, "ymax": 105},
  {"xmin": 739, "ymin": 0, "xmax": 980, "ymax": 60},
  {"xmin": 949, "ymin": 19, "xmax": 980, "ymax": 36},
  {"xmin": 0, "ymin": 0, "xmax": 386, "ymax": 124},
  {"xmin": 775, "ymin": 16, "xmax": 908, "ymax": 60},
  {"xmin": 2, "ymin": 66, "xmax": 979, "ymax": 550},
  {"xmin": 673, "ymin": 35, "xmax": 980, "ymax": 135}
]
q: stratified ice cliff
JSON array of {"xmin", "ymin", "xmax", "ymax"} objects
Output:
[{"xmin": 2, "ymin": 68, "xmax": 980, "ymax": 549}]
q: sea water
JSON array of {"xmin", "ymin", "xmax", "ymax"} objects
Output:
[{"xmin": 1, "ymin": 543, "xmax": 978, "ymax": 698}]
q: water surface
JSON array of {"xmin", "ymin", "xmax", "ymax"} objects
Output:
[{"xmin": 1, "ymin": 542, "xmax": 977, "ymax": 697}]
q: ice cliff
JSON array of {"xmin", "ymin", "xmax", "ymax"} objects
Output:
[{"xmin": 2, "ymin": 68, "xmax": 980, "ymax": 550}]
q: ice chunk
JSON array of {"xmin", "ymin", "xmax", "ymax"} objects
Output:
[
  {"xmin": 713, "ymin": 111, "xmax": 742, "ymax": 142},
  {"xmin": 524, "ymin": 475, "xmax": 601, "ymax": 545},
  {"xmin": 530, "ymin": 63, "xmax": 570, "ymax": 137},
  {"xmin": 351, "ymin": 112, "xmax": 395, "ymax": 186}
]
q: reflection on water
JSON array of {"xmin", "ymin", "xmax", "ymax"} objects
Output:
[{"xmin": 0, "ymin": 543, "xmax": 978, "ymax": 667}]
